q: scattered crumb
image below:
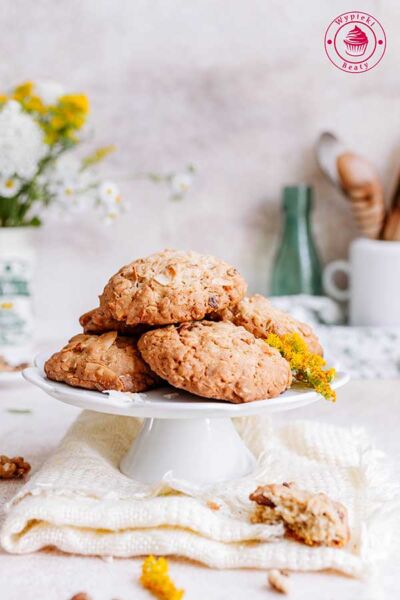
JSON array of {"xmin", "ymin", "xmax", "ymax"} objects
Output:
[
  {"xmin": 69, "ymin": 593, "xmax": 92, "ymax": 600},
  {"xmin": 206, "ymin": 500, "xmax": 221, "ymax": 511},
  {"xmin": 280, "ymin": 569, "xmax": 290, "ymax": 577},
  {"xmin": 0, "ymin": 355, "xmax": 29, "ymax": 373},
  {"xmin": 268, "ymin": 570, "xmax": 289, "ymax": 595},
  {"xmin": 105, "ymin": 390, "xmax": 148, "ymax": 404},
  {"xmin": 101, "ymin": 555, "xmax": 114, "ymax": 563}
]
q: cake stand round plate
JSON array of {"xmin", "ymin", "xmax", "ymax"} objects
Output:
[{"xmin": 23, "ymin": 352, "xmax": 349, "ymax": 485}]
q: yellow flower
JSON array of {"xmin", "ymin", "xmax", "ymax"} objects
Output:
[
  {"xmin": 140, "ymin": 556, "xmax": 184, "ymax": 600},
  {"xmin": 50, "ymin": 115, "xmax": 65, "ymax": 130},
  {"xmin": 10, "ymin": 81, "xmax": 47, "ymax": 116},
  {"xmin": 41, "ymin": 93, "xmax": 89, "ymax": 145},
  {"xmin": 12, "ymin": 81, "xmax": 34, "ymax": 101},
  {"xmin": 59, "ymin": 93, "xmax": 90, "ymax": 115},
  {"xmin": 22, "ymin": 95, "xmax": 46, "ymax": 114},
  {"xmin": 266, "ymin": 333, "xmax": 336, "ymax": 402},
  {"xmin": 43, "ymin": 129, "xmax": 58, "ymax": 145},
  {"xmin": 0, "ymin": 94, "xmax": 8, "ymax": 104},
  {"xmin": 1, "ymin": 302, "xmax": 13, "ymax": 310}
]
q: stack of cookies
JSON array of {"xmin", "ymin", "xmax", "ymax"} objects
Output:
[{"xmin": 45, "ymin": 249, "xmax": 323, "ymax": 403}]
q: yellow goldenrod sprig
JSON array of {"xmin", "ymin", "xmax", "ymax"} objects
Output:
[
  {"xmin": 43, "ymin": 93, "xmax": 90, "ymax": 144},
  {"xmin": 12, "ymin": 81, "xmax": 46, "ymax": 114},
  {"xmin": 267, "ymin": 333, "xmax": 336, "ymax": 402},
  {"xmin": 140, "ymin": 555, "xmax": 185, "ymax": 600}
]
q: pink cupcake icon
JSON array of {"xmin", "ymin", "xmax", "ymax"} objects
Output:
[{"xmin": 344, "ymin": 25, "xmax": 368, "ymax": 56}]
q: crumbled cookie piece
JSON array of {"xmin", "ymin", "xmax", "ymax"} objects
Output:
[
  {"xmin": 100, "ymin": 249, "xmax": 247, "ymax": 326},
  {"xmin": 268, "ymin": 570, "xmax": 289, "ymax": 595},
  {"xmin": 250, "ymin": 483, "xmax": 350, "ymax": 548},
  {"xmin": 138, "ymin": 321, "xmax": 292, "ymax": 403},
  {"xmin": 45, "ymin": 332, "xmax": 161, "ymax": 393},
  {"xmin": 219, "ymin": 294, "xmax": 323, "ymax": 355},
  {"xmin": 69, "ymin": 593, "xmax": 92, "ymax": 600},
  {"xmin": 0, "ymin": 455, "xmax": 31, "ymax": 479}
]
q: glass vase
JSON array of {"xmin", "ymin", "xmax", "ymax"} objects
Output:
[{"xmin": 270, "ymin": 185, "xmax": 323, "ymax": 296}]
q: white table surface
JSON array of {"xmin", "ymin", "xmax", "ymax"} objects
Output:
[{"xmin": 0, "ymin": 377, "xmax": 399, "ymax": 600}]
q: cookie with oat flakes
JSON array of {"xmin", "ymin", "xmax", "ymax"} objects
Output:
[
  {"xmin": 44, "ymin": 332, "xmax": 161, "ymax": 393},
  {"xmin": 138, "ymin": 320, "xmax": 292, "ymax": 403},
  {"xmin": 219, "ymin": 294, "xmax": 323, "ymax": 355},
  {"xmin": 100, "ymin": 249, "xmax": 247, "ymax": 326}
]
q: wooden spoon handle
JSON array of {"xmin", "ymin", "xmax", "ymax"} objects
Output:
[
  {"xmin": 382, "ymin": 206, "xmax": 400, "ymax": 241},
  {"xmin": 337, "ymin": 153, "xmax": 385, "ymax": 239}
]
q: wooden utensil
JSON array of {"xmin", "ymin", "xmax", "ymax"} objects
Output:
[
  {"xmin": 336, "ymin": 152, "xmax": 385, "ymax": 239},
  {"xmin": 316, "ymin": 133, "xmax": 385, "ymax": 239},
  {"xmin": 382, "ymin": 171, "xmax": 400, "ymax": 241}
]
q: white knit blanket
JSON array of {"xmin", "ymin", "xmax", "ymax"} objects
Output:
[{"xmin": 1, "ymin": 411, "xmax": 398, "ymax": 577}]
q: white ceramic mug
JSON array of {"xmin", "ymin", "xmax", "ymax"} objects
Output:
[{"xmin": 323, "ymin": 238, "xmax": 400, "ymax": 326}]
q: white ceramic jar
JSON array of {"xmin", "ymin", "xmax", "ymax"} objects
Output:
[{"xmin": 0, "ymin": 227, "xmax": 37, "ymax": 361}]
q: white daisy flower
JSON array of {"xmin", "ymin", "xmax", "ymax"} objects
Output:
[
  {"xmin": 0, "ymin": 100, "xmax": 47, "ymax": 180},
  {"xmin": 46, "ymin": 155, "xmax": 97, "ymax": 214},
  {"xmin": 170, "ymin": 172, "xmax": 193, "ymax": 195},
  {"xmin": 98, "ymin": 181, "xmax": 121, "ymax": 207},
  {"xmin": 103, "ymin": 208, "xmax": 120, "ymax": 225},
  {"xmin": 0, "ymin": 176, "xmax": 22, "ymax": 198}
]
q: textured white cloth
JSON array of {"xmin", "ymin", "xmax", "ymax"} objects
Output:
[{"xmin": 1, "ymin": 411, "xmax": 398, "ymax": 577}]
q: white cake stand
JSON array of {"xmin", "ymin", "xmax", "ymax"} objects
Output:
[{"xmin": 23, "ymin": 352, "xmax": 349, "ymax": 485}]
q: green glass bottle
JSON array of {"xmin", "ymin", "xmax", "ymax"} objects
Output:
[{"xmin": 270, "ymin": 185, "xmax": 323, "ymax": 296}]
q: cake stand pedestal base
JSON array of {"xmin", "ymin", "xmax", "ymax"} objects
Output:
[{"xmin": 120, "ymin": 417, "xmax": 257, "ymax": 485}]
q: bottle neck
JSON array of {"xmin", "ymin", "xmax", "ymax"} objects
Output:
[{"xmin": 281, "ymin": 206, "xmax": 313, "ymax": 241}]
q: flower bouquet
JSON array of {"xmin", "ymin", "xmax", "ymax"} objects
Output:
[
  {"xmin": 0, "ymin": 80, "xmax": 124, "ymax": 358},
  {"xmin": 0, "ymin": 80, "xmax": 121, "ymax": 227}
]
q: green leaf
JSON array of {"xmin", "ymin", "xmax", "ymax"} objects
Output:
[{"xmin": 25, "ymin": 216, "xmax": 42, "ymax": 227}]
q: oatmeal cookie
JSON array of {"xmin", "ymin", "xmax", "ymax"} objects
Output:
[
  {"xmin": 250, "ymin": 482, "xmax": 350, "ymax": 548},
  {"xmin": 100, "ymin": 249, "xmax": 247, "ymax": 326},
  {"xmin": 79, "ymin": 307, "xmax": 148, "ymax": 336},
  {"xmin": 138, "ymin": 321, "xmax": 292, "ymax": 403},
  {"xmin": 219, "ymin": 294, "xmax": 323, "ymax": 355},
  {"xmin": 44, "ymin": 332, "xmax": 160, "ymax": 393}
]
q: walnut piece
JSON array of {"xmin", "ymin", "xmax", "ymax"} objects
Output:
[
  {"xmin": 250, "ymin": 482, "xmax": 350, "ymax": 548},
  {"xmin": 0, "ymin": 455, "xmax": 31, "ymax": 479},
  {"xmin": 268, "ymin": 570, "xmax": 289, "ymax": 595}
]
